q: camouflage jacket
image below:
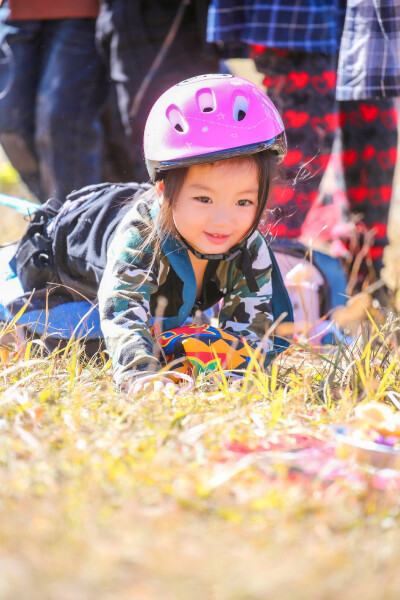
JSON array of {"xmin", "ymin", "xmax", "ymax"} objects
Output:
[{"xmin": 98, "ymin": 191, "xmax": 292, "ymax": 386}]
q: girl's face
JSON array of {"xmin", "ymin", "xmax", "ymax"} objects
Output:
[{"xmin": 165, "ymin": 159, "xmax": 259, "ymax": 255}]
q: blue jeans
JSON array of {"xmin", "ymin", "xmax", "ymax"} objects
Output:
[{"xmin": 0, "ymin": 8, "xmax": 107, "ymax": 202}]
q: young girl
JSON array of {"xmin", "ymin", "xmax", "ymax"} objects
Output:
[{"xmin": 97, "ymin": 74, "xmax": 293, "ymax": 392}]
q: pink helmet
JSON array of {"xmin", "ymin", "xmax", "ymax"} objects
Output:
[{"xmin": 144, "ymin": 73, "xmax": 286, "ymax": 181}]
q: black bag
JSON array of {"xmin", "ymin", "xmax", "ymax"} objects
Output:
[{"xmin": 13, "ymin": 182, "xmax": 151, "ymax": 299}]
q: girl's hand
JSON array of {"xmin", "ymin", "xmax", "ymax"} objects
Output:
[{"xmin": 128, "ymin": 374, "xmax": 177, "ymax": 396}]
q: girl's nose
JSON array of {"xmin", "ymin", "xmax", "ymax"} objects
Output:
[{"xmin": 211, "ymin": 205, "xmax": 231, "ymax": 225}]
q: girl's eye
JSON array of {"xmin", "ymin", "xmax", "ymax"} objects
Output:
[
  {"xmin": 195, "ymin": 196, "xmax": 211, "ymax": 204},
  {"xmin": 237, "ymin": 199, "xmax": 254, "ymax": 206}
]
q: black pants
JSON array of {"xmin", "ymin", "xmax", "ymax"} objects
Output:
[{"xmin": 96, "ymin": 0, "xmax": 219, "ymax": 182}]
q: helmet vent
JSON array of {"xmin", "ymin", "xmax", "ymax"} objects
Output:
[
  {"xmin": 167, "ymin": 106, "xmax": 188, "ymax": 133},
  {"xmin": 197, "ymin": 89, "xmax": 216, "ymax": 113},
  {"xmin": 233, "ymin": 95, "xmax": 248, "ymax": 121}
]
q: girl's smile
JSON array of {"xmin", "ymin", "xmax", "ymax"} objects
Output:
[
  {"xmin": 168, "ymin": 158, "xmax": 259, "ymax": 256},
  {"xmin": 204, "ymin": 232, "xmax": 230, "ymax": 245}
]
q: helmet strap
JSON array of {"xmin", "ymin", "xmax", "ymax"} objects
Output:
[
  {"xmin": 176, "ymin": 234, "xmax": 241, "ymax": 262},
  {"xmin": 177, "ymin": 235, "xmax": 259, "ymax": 293}
]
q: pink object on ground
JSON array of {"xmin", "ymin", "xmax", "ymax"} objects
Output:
[{"xmin": 223, "ymin": 432, "xmax": 400, "ymax": 491}]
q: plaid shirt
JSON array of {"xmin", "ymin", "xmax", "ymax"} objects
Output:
[
  {"xmin": 207, "ymin": 0, "xmax": 346, "ymax": 55},
  {"xmin": 337, "ymin": 0, "xmax": 400, "ymax": 100}
]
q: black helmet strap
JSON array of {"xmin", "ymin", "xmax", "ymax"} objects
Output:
[{"xmin": 177, "ymin": 236, "xmax": 259, "ymax": 293}]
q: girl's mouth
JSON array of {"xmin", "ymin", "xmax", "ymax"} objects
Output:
[{"xmin": 204, "ymin": 232, "xmax": 230, "ymax": 244}]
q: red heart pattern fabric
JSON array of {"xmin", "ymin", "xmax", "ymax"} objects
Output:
[{"xmin": 253, "ymin": 47, "xmax": 397, "ymax": 275}]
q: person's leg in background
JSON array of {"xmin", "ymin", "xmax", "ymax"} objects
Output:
[
  {"xmin": 252, "ymin": 47, "xmax": 338, "ymax": 239},
  {"xmin": 93, "ymin": 0, "xmax": 136, "ymax": 184},
  {"xmin": 382, "ymin": 98, "xmax": 400, "ymax": 309},
  {"xmin": 36, "ymin": 18, "xmax": 107, "ymax": 200},
  {"xmin": 339, "ymin": 98, "xmax": 398, "ymax": 288},
  {"xmin": 96, "ymin": 0, "xmax": 219, "ymax": 183},
  {"xmin": 100, "ymin": 83, "xmax": 136, "ymax": 184},
  {"xmin": 0, "ymin": 10, "xmax": 43, "ymax": 200}
]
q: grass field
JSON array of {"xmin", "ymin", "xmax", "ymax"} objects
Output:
[{"xmin": 1, "ymin": 163, "xmax": 400, "ymax": 600}]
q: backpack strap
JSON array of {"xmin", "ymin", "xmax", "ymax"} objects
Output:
[
  {"xmin": 267, "ymin": 245, "xmax": 294, "ymax": 354},
  {"xmin": 13, "ymin": 197, "xmax": 63, "ymax": 291}
]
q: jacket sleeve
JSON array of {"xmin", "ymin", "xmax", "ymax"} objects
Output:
[
  {"xmin": 218, "ymin": 233, "xmax": 274, "ymax": 356},
  {"xmin": 98, "ymin": 210, "xmax": 162, "ymax": 387}
]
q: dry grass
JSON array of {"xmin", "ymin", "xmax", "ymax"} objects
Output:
[
  {"xmin": 2, "ymin": 162, "xmax": 400, "ymax": 599},
  {"xmin": 1, "ymin": 326, "xmax": 400, "ymax": 600}
]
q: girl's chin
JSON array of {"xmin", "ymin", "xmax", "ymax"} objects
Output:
[
  {"xmin": 197, "ymin": 241, "xmax": 233, "ymax": 255},
  {"xmin": 189, "ymin": 242, "xmax": 231, "ymax": 256}
]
